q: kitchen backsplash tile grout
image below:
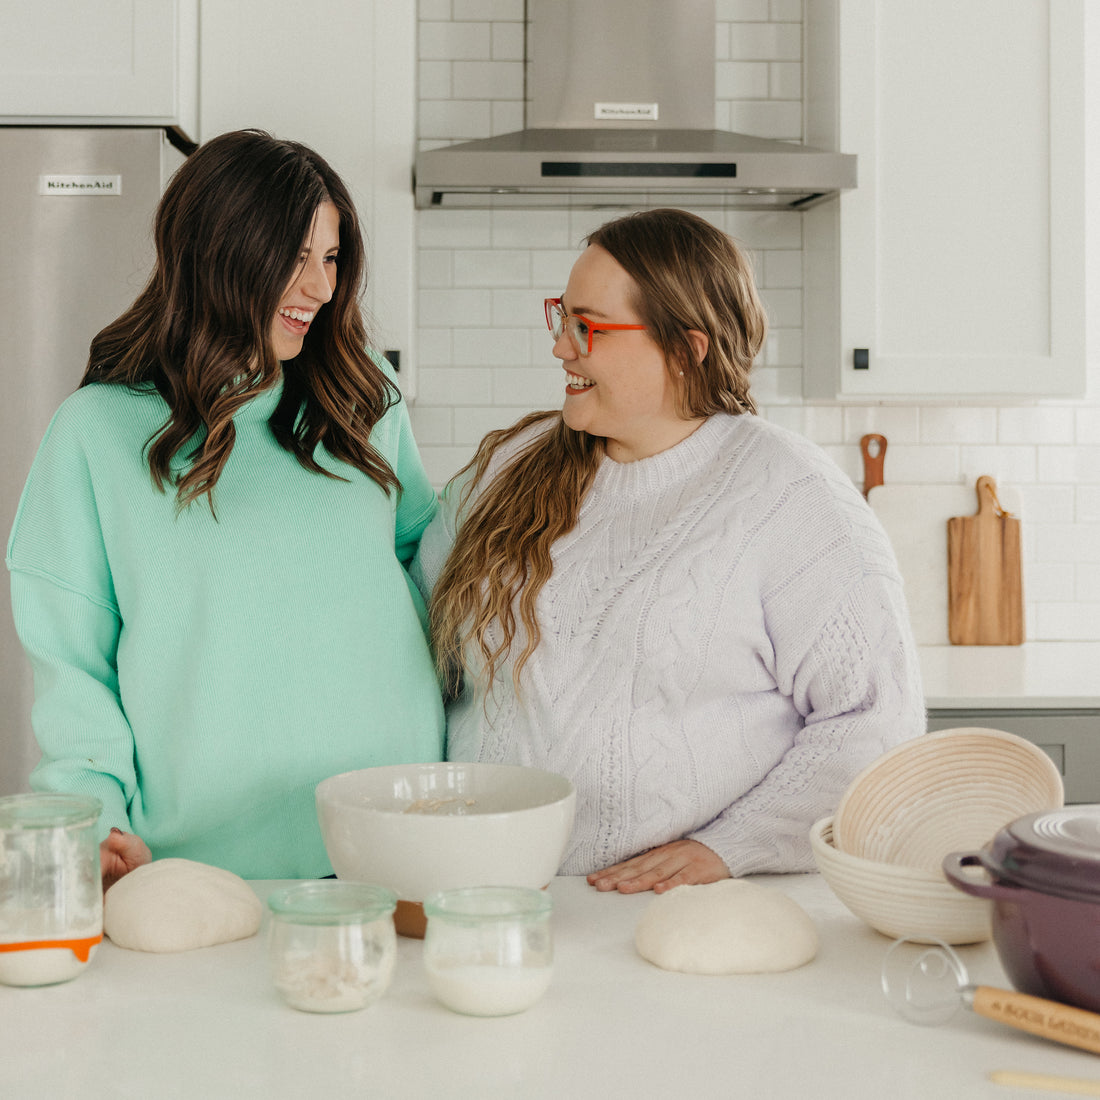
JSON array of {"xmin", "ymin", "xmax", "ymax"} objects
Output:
[{"xmin": 411, "ymin": 1, "xmax": 1100, "ymax": 641}]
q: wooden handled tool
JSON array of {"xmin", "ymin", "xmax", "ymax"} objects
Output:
[
  {"xmin": 969, "ymin": 985, "xmax": 1100, "ymax": 1057},
  {"xmin": 947, "ymin": 475, "xmax": 1024, "ymax": 645},
  {"xmin": 859, "ymin": 433, "xmax": 887, "ymax": 498}
]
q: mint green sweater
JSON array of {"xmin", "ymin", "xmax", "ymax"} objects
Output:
[{"xmin": 6, "ymin": 371, "xmax": 444, "ymax": 878}]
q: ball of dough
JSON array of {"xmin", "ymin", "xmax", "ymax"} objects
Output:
[
  {"xmin": 104, "ymin": 858, "xmax": 262, "ymax": 953},
  {"xmin": 634, "ymin": 880, "xmax": 818, "ymax": 975}
]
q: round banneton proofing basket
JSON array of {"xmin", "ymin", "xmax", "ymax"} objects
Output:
[
  {"xmin": 832, "ymin": 727, "xmax": 1064, "ymax": 872},
  {"xmin": 810, "ymin": 817, "xmax": 992, "ymax": 944}
]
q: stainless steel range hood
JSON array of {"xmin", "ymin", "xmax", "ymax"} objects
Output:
[{"xmin": 414, "ymin": 0, "xmax": 856, "ymax": 211}]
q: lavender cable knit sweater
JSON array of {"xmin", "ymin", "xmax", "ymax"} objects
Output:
[{"xmin": 413, "ymin": 412, "xmax": 925, "ymax": 877}]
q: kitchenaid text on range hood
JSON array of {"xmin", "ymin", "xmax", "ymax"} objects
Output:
[{"xmin": 414, "ymin": 0, "xmax": 856, "ymax": 211}]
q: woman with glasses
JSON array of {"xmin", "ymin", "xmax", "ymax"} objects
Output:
[
  {"xmin": 9, "ymin": 130, "xmax": 444, "ymax": 887},
  {"xmin": 414, "ymin": 208, "xmax": 922, "ymax": 895}
]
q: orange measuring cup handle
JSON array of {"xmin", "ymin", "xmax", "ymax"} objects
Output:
[{"xmin": 0, "ymin": 933, "xmax": 103, "ymax": 962}]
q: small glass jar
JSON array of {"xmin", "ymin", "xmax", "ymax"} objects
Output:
[
  {"xmin": 267, "ymin": 882, "xmax": 397, "ymax": 1013},
  {"xmin": 422, "ymin": 885, "xmax": 553, "ymax": 1016},
  {"xmin": 0, "ymin": 793, "xmax": 103, "ymax": 987}
]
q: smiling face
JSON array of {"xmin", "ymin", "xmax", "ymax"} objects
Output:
[
  {"xmin": 555, "ymin": 244, "xmax": 704, "ymax": 463},
  {"xmin": 271, "ymin": 200, "xmax": 340, "ymax": 362}
]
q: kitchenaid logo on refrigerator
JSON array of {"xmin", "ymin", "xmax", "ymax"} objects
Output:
[{"xmin": 38, "ymin": 175, "xmax": 123, "ymax": 196}]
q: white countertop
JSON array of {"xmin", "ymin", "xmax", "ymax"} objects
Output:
[
  {"xmin": 5, "ymin": 875, "xmax": 1100, "ymax": 1099},
  {"xmin": 920, "ymin": 642, "xmax": 1100, "ymax": 709}
]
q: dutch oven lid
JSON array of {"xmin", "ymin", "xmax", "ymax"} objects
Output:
[{"xmin": 986, "ymin": 805, "xmax": 1100, "ymax": 904}]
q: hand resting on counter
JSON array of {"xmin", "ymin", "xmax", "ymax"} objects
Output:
[
  {"xmin": 100, "ymin": 827, "xmax": 152, "ymax": 892},
  {"xmin": 587, "ymin": 838, "xmax": 730, "ymax": 894}
]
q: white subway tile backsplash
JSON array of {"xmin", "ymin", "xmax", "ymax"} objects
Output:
[
  {"xmin": 492, "ymin": 366, "xmax": 566, "ymax": 406},
  {"xmin": 727, "ymin": 100, "xmax": 802, "ymax": 139},
  {"xmin": 762, "ymin": 249, "xmax": 802, "ymax": 288},
  {"xmin": 1025, "ymin": 562, "xmax": 1076, "ymax": 602},
  {"xmin": 419, "ymin": 0, "xmax": 452, "ymax": 20},
  {"xmin": 729, "ymin": 21, "xmax": 801, "ymax": 61},
  {"xmin": 760, "ymin": 288, "xmax": 801, "ymax": 328},
  {"xmin": 417, "ymin": 250, "xmax": 454, "ymax": 288},
  {"xmin": 717, "ymin": 0, "xmax": 770, "ymax": 19},
  {"xmin": 492, "ymin": 289, "xmax": 544, "ymax": 327},
  {"xmin": 408, "ymin": 404, "xmax": 454, "ymax": 445},
  {"xmin": 452, "ymin": 0, "xmax": 523, "ymax": 19},
  {"xmin": 491, "ymin": 21, "xmax": 524, "ymax": 60},
  {"xmin": 1076, "ymin": 408, "xmax": 1100, "ymax": 443},
  {"xmin": 452, "ymin": 60, "xmax": 524, "ymax": 99},
  {"xmin": 1077, "ymin": 564, "xmax": 1100, "ymax": 602},
  {"xmin": 921, "ymin": 407, "xmax": 998, "ymax": 444},
  {"xmin": 1039, "ymin": 445, "xmax": 1100, "ymax": 483},
  {"xmin": 725, "ymin": 211, "xmax": 801, "ymax": 249},
  {"xmin": 531, "ymin": 250, "xmax": 582, "ymax": 288},
  {"xmin": 418, "ymin": 288, "xmax": 493, "ymax": 327},
  {"xmin": 419, "ymin": 21, "xmax": 491, "ymax": 61},
  {"xmin": 716, "ymin": 62, "xmax": 769, "ymax": 100},
  {"xmin": 491, "ymin": 210, "xmax": 572, "ymax": 249},
  {"xmin": 843, "ymin": 406, "xmax": 921, "ymax": 445},
  {"xmin": 452, "ymin": 327, "xmax": 531, "ymax": 366},
  {"xmin": 453, "ymin": 249, "xmax": 531, "ymax": 287},
  {"xmin": 416, "ymin": 328, "xmax": 453, "ymax": 367},
  {"xmin": 1078, "ymin": 486, "xmax": 1100, "ymax": 523},
  {"xmin": 875, "ymin": 445, "xmax": 958, "ymax": 484},
  {"xmin": 1035, "ymin": 602, "xmax": 1100, "ymax": 641},
  {"xmin": 998, "ymin": 406, "xmax": 1076, "ymax": 444},
  {"xmin": 769, "ymin": 61, "xmax": 802, "ymax": 99},
  {"xmin": 1034, "ymin": 523, "xmax": 1100, "ymax": 564},
  {"xmin": 761, "ymin": 327, "xmax": 802, "ymax": 368},
  {"xmin": 1016, "ymin": 484, "xmax": 1075, "ymax": 523},
  {"xmin": 419, "ymin": 60, "xmax": 452, "ymax": 99},
  {"xmin": 769, "ymin": 0, "xmax": 803, "ymax": 20},
  {"xmin": 417, "ymin": 366, "xmax": 494, "ymax": 406},
  {"xmin": 418, "ymin": 210, "xmax": 492, "ymax": 249},
  {"xmin": 958, "ymin": 446, "xmax": 1038, "ymax": 486},
  {"xmin": 490, "ymin": 100, "xmax": 525, "ymax": 135},
  {"xmin": 419, "ymin": 99, "xmax": 493, "ymax": 140},
  {"xmin": 452, "ymin": 404, "xmax": 528, "ymax": 446},
  {"xmin": 422, "ymin": 446, "xmax": 477, "ymax": 489}
]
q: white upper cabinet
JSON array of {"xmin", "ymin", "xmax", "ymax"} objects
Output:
[
  {"xmin": 803, "ymin": 0, "xmax": 1086, "ymax": 400},
  {"xmin": 0, "ymin": 0, "xmax": 197, "ymax": 138}
]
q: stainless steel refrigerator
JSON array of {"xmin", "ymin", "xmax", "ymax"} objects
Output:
[{"xmin": 0, "ymin": 127, "xmax": 186, "ymax": 795}]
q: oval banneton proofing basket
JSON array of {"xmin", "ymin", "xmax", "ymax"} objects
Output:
[
  {"xmin": 810, "ymin": 816, "xmax": 992, "ymax": 944},
  {"xmin": 832, "ymin": 728, "xmax": 1064, "ymax": 872}
]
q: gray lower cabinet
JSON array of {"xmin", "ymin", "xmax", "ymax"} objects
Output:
[{"xmin": 926, "ymin": 709, "xmax": 1100, "ymax": 805}]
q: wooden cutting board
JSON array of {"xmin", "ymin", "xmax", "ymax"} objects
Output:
[
  {"xmin": 867, "ymin": 480, "xmax": 1022, "ymax": 647},
  {"xmin": 947, "ymin": 475, "xmax": 1024, "ymax": 645}
]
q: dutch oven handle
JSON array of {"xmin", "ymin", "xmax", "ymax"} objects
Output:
[{"xmin": 942, "ymin": 851, "xmax": 1021, "ymax": 902}]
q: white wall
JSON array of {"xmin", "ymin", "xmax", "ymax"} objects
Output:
[{"xmin": 411, "ymin": 0, "xmax": 1100, "ymax": 644}]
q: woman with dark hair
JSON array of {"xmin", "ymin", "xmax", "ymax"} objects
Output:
[
  {"xmin": 8, "ymin": 130, "xmax": 444, "ymax": 885},
  {"xmin": 415, "ymin": 208, "xmax": 923, "ymax": 895}
]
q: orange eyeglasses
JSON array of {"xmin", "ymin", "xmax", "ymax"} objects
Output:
[{"xmin": 544, "ymin": 297, "xmax": 647, "ymax": 358}]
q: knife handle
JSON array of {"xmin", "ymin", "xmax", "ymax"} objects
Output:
[
  {"xmin": 968, "ymin": 985, "xmax": 1100, "ymax": 1055},
  {"xmin": 860, "ymin": 433, "xmax": 887, "ymax": 498}
]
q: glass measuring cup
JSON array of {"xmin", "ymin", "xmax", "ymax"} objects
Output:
[
  {"xmin": 0, "ymin": 793, "xmax": 103, "ymax": 986},
  {"xmin": 880, "ymin": 937, "xmax": 1100, "ymax": 1056}
]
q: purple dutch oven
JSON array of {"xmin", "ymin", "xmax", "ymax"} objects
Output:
[{"xmin": 943, "ymin": 805, "xmax": 1100, "ymax": 1014}]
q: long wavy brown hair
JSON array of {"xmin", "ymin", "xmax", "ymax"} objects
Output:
[
  {"xmin": 430, "ymin": 208, "xmax": 768, "ymax": 695},
  {"xmin": 83, "ymin": 128, "xmax": 400, "ymax": 511}
]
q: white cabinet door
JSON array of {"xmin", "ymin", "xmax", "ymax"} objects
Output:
[
  {"xmin": 803, "ymin": 0, "xmax": 1086, "ymax": 400},
  {"xmin": 0, "ymin": 0, "xmax": 196, "ymax": 133}
]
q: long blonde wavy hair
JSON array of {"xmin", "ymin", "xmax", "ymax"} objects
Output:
[{"xmin": 430, "ymin": 208, "xmax": 768, "ymax": 696}]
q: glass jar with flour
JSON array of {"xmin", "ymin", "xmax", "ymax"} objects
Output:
[
  {"xmin": 267, "ymin": 882, "xmax": 397, "ymax": 1013},
  {"xmin": 423, "ymin": 885, "xmax": 553, "ymax": 1016},
  {"xmin": 0, "ymin": 793, "xmax": 103, "ymax": 987}
]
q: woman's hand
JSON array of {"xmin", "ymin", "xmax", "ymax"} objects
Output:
[
  {"xmin": 586, "ymin": 839, "xmax": 730, "ymax": 894},
  {"xmin": 100, "ymin": 827, "xmax": 152, "ymax": 892}
]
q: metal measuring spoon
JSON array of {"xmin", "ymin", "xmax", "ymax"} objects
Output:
[{"xmin": 880, "ymin": 937, "xmax": 1100, "ymax": 1056}]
